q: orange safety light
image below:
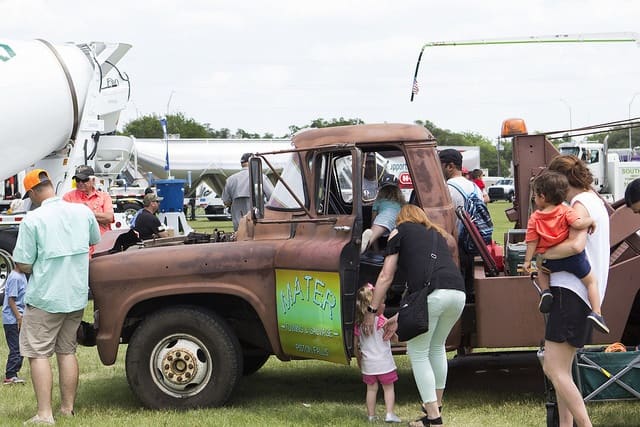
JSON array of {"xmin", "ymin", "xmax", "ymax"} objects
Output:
[{"xmin": 501, "ymin": 118, "xmax": 528, "ymax": 138}]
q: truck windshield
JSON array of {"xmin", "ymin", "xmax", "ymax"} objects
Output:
[
  {"xmin": 559, "ymin": 147, "xmax": 580, "ymax": 157},
  {"xmin": 266, "ymin": 152, "xmax": 306, "ymax": 210}
]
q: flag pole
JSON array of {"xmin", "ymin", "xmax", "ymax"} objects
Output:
[{"xmin": 160, "ymin": 116, "xmax": 170, "ymax": 178}]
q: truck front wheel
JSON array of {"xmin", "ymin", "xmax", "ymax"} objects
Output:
[{"xmin": 125, "ymin": 306, "xmax": 242, "ymax": 409}]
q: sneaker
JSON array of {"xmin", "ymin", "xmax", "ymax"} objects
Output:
[
  {"xmin": 3, "ymin": 376, "xmax": 26, "ymax": 385},
  {"xmin": 538, "ymin": 290, "xmax": 553, "ymax": 313},
  {"xmin": 587, "ymin": 312, "xmax": 610, "ymax": 334},
  {"xmin": 361, "ymin": 229, "xmax": 373, "ymax": 254},
  {"xmin": 23, "ymin": 415, "xmax": 55, "ymax": 425},
  {"xmin": 385, "ymin": 412, "xmax": 401, "ymax": 423},
  {"xmin": 368, "ymin": 415, "xmax": 379, "ymax": 423}
]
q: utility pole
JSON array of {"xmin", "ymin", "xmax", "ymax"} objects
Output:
[
  {"xmin": 629, "ymin": 92, "xmax": 640, "ymax": 152},
  {"xmin": 496, "ymin": 138, "xmax": 502, "ymax": 177}
]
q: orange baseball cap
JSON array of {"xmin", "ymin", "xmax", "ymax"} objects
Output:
[{"xmin": 23, "ymin": 169, "xmax": 52, "ymax": 199}]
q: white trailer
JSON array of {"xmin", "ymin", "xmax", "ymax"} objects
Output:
[{"xmin": 558, "ymin": 141, "xmax": 640, "ymax": 202}]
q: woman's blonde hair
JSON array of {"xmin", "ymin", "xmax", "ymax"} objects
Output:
[
  {"xmin": 547, "ymin": 154, "xmax": 593, "ymax": 191},
  {"xmin": 376, "ymin": 184, "xmax": 405, "ymax": 204},
  {"xmin": 355, "ymin": 284, "xmax": 374, "ymax": 326},
  {"xmin": 395, "ymin": 204, "xmax": 447, "ymax": 237}
]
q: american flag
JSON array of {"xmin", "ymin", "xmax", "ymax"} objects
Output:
[{"xmin": 412, "ymin": 78, "xmax": 419, "ymax": 96}]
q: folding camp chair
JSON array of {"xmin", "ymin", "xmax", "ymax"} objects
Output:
[
  {"xmin": 455, "ymin": 206, "xmax": 500, "ymax": 277},
  {"xmin": 574, "ymin": 348, "xmax": 640, "ymax": 402}
]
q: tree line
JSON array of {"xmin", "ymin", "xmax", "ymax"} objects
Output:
[{"xmin": 121, "ymin": 113, "xmax": 511, "ymax": 176}]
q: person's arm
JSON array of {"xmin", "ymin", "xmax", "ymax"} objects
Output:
[
  {"xmin": 362, "ymin": 230, "xmax": 399, "ymax": 336},
  {"xmin": 8, "ymin": 297, "xmax": 22, "ymax": 329},
  {"xmin": 16, "ymin": 262, "xmax": 32, "ymax": 274},
  {"xmin": 222, "ymin": 178, "xmax": 233, "ymax": 207},
  {"xmin": 543, "ymin": 202, "xmax": 589, "ymax": 259},
  {"xmin": 523, "ymin": 240, "xmax": 538, "ymax": 273},
  {"xmin": 571, "ymin": 216, "xmax": 595, "ymax": 232},
  {"xmin": 94, "ymin": 211, "xmax": 113, "ymax": 226},
  {"xmin": 94, "ymin": 193, "xmax": 114, "ymax": 225},
  {"xmin": 153, "ymin": 216, "xmax": 169, "ymax": 238},
  {"xmin": 353, "ymin": 334, "xmax": 362, "ymax": 369}
]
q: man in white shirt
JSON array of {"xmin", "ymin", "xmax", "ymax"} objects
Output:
[{"xmin": 439, "ymin": 148, "xmax": 485, "ymax": 301}]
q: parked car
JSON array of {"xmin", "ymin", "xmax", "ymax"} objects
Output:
[
  {"xmin": 487, "ymin": 177, "xmax": 515, "ymax": 202},
  {"xmin": 184, "ymin": 187, "xmax": 231, "ymax": 221}
]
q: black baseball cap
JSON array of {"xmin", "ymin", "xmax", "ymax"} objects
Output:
[
  {"xmin": 240, "ymin": 153, "xmax": 252, "ymax": 163},
  {"xmin": 438, "ymin": 149, "xmax": 463, "ymax": 169},
  {"xmin": 72, "ymin": 165, "xmax": 95, "ymax": 180}
]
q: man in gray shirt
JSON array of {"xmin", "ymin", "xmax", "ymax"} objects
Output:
[{"xmin": 222, "ymin": 153, "xmax": 274, "ymax": 231}]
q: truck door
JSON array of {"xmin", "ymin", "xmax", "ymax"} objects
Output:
[{"xmin": 270, "ymin": 149, "xmax": 361, "ymax": 365}]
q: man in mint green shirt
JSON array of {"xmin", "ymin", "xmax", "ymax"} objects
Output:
[{"xmin": 13, "ymin": 169, "xmax": 100, "ymax": 425}]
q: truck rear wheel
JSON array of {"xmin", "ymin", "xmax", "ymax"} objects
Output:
[{"xmin": 125, "ymin": 306, "xmax": 242, "ymax": 409}]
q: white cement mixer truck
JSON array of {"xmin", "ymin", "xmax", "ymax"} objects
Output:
[{"xmin": 0, "ymin": 39, "xmax": 133, "ymax": 289}]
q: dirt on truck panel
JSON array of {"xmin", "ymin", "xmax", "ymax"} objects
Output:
[{"xmin": 86, "ymin": 123, "xmax": 640, "ymax": 409}]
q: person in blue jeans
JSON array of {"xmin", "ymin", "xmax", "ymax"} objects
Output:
[{"xmin": 3, "ymin": 264, "xmax": 27, "ymax": 385}]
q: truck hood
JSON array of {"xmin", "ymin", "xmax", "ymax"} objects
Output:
[{"xmin": 90, "ymin": 240, "xmax": 279, "ymax": 288}]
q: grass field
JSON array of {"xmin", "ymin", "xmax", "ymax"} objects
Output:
[{"xmin": 1, "ymin": 202, "xmax": 637, "ymax": 425}]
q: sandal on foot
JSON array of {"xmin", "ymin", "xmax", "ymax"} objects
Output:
[
  {"xmin": 409, "ymin": 415, "xmax": 443, "ymax": 427},
  {"xmin": 23, "ymin": 415, "xmax": 55, "ymax": 425}
]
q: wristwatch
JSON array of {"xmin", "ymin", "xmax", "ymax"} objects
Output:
[{"xmin": 366, "ymin": 305, "xmax": 377, "ymax": 313}]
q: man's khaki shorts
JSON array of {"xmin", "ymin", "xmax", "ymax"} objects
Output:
[{"xmin": 19, "ymin": 306, "xmax": 84, "ymax": 358}]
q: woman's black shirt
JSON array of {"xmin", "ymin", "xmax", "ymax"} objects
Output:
[{"xmin": 385, "ymin": 222, "xmax": 464, "ymax": 294}]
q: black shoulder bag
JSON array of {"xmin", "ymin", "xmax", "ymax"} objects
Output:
[{"xmin": 396, "ymin": 230, "xmax": 438, "ymax": 342}]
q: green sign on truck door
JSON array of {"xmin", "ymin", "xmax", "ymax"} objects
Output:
[{"xmin": 276, "ymin": 269, "xmax": 347, "ymax": 364}]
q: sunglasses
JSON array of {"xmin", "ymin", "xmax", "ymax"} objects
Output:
[{"xmin": 75, "ymin": 178, "xmax": 90, "ymax": 183}]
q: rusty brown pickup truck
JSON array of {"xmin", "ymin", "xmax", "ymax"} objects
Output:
[{"xmin": 88, "ymin": 122, "xmax": 640, "ymax": 409}]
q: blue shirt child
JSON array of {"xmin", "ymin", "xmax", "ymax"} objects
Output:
[{"xmin": 2, "ymin": 270, "xmax": 27, "ymax": 324}]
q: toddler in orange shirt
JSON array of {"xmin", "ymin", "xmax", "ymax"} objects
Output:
[{"xmin": 524, "ymin": 171, "xmax": 608, "ymax": 334}]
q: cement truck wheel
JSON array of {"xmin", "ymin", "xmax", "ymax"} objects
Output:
[
  {"xmin": 125, "ymin": 306, "xmax": 242, "ymax": 409},
  {"xmin": 0, "ymin": 230, "xmax": 17, "ymax": 294},
  {"xmin": 120, "ymin": 202, "xmax": 141, "ymax": 225}
]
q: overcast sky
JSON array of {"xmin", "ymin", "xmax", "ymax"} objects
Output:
[{"xmin": 3, "ymin": 0, "xmax": 640, "ymax": 140}]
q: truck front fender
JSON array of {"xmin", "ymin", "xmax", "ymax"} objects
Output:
[{"xmin": 90, "ymin": 241, "xmax": 284, "ymax": 365}]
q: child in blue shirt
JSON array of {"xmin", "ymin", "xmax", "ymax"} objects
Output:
[
  {"xmin": 361, "ymin": 182, "xmax": 405, "ymax": 253},
  {"xmin": 3, "ymin": 265, "xmax": 27, "ymax": 384}
]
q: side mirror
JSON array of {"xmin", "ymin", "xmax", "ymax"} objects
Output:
[{"xmin": 249, "ymin": 156, "xmax": 264, "ymax": 220}]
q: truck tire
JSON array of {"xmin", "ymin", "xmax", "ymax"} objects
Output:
[
  {"xmin": 119, "ymin": 202, "xmax": 141, "ymax": 226},
  {"xmin": 125, "ymin": 306, "xmax": 242, "ymax": 409},
  {"xmin": 0, "ymin": 229, "xmax": 18, "ymax": 295},
  {"xmin": 204, "ymin": 205, "xmax": 219, "ymax": 221}
]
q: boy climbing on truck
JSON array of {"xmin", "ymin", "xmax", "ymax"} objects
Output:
[{"xmin": 523, "ymin": 171, "xmax": 609, "ymax": 334}]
